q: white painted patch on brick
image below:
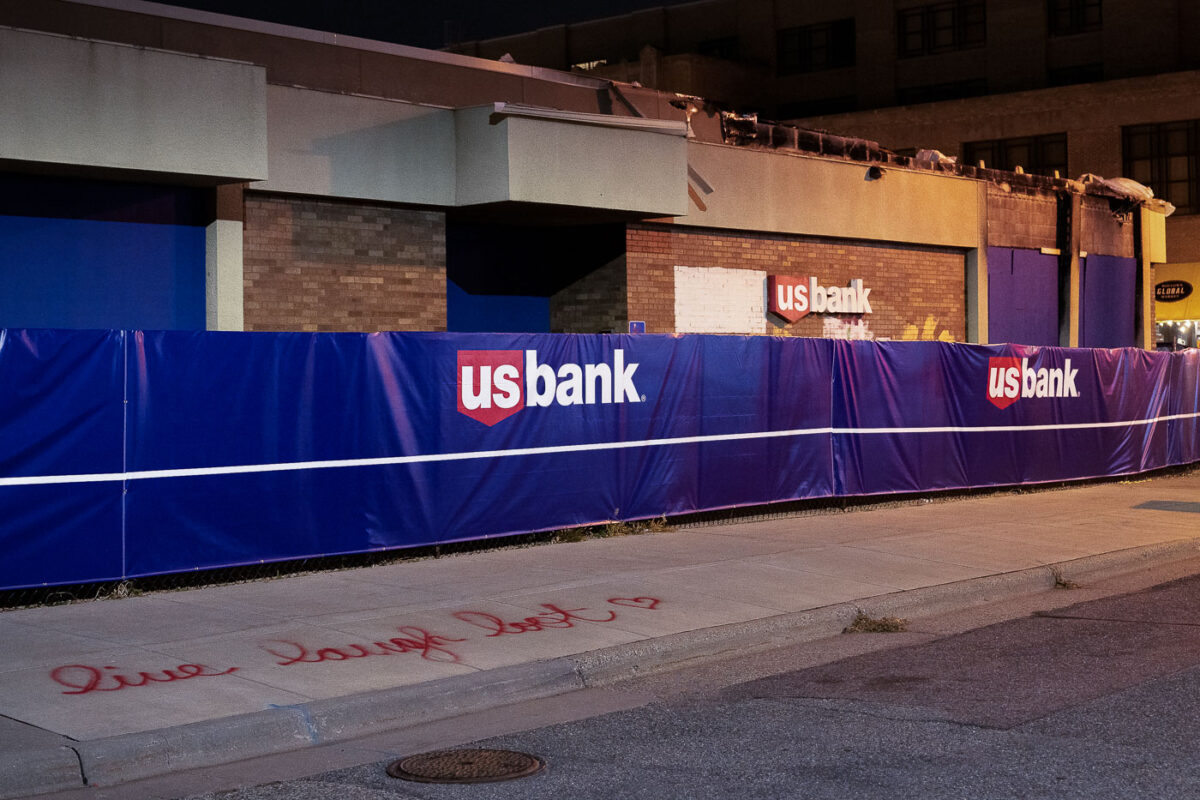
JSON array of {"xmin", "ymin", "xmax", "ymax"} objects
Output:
[{"xmin": 673, "ymin": 265, "xmax": 767, "ymax": 334}]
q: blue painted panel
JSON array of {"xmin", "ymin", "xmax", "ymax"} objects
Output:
[
  {"xmin": 447, "ymin": 281, "xmax": 549, "ymax": 332},
  {"xmin": 0, "ymin": 216, "xmax": 205, "ymax": 330}
]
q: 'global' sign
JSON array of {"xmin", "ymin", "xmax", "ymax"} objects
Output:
[
  {"xmin": 768, "ymin": 275, "xmax": 873, "ymax": 324},
  {"xmin": 1155, "ymin": 280, "xmax": 1193, "ymax": 303}
]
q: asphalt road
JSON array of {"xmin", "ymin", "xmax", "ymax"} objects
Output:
[{"xmin": 175, "ymin": 567, "xmax": 1200, "ymax": 800}]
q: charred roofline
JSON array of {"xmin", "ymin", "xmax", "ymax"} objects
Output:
[{"xmin": 717, "ymin": 111, "xmax": 1174, "ymax": 215}]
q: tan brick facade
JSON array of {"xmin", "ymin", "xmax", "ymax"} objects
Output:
[
  {"xmin": 626, "ymin": 223, "xmax": 967, "ymax": 341},
  {"xmin": 550, "ymin": 255, "xmax": 628, "ymax": 333},
  {"xmin": 987, "ymin": 187, "xmax": 1059, "ymax": 251},
  {"xmin": 243, "ymin": 194, "xmax": 446, "ymax": 332},
  {"xmin": 1081, "ymin": 196, "xmax": 1136, "ymax": 258},
  {"xmin": 983, "ymin": 187, "xmax": 1135, "ymax": 260}
]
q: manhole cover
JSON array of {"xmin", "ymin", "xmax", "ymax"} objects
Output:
[{"xmin": 386, "ymin": 748, "xmax": 546, "ymax": 784}]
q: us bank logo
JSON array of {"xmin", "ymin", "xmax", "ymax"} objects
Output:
[
  {"xmin": 457, "ymin": 349, "xmax": 642, "ymax": 426},
  {"xmin": 987, "ymin": 356, "xmax": 1079, "ymax": 410},
  {"xmin": 767, "ymin": 275, "xmax": 873, "ymax": 324}
]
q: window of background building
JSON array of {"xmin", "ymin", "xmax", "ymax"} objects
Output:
[
  {"xmin": 1124, "ymin": 120, "xmax": 1200, "ymax": 214},
  {"xmin": 963, "ymin": 133, "xmax": 1068, "ymax": 177},
  {"xmin": 777, "ymin": 96, "xmax": 858, "ymax": 119},
  {"xmin": 777, "ymin": 19, "xmax": 855, "ymax": 75},
  {"xmin": 895, "ymin": 78, "xmax": 987, "ymax": 105},
  {"xmin": 571, "ymin": 58, "xmax": 608, "ymax": 71},
  {"xmin": 1047, "ymin": 0, "xmax": 1102, "ymax": 36},
  {"xmin": 1047, "ymin": 63, "xmax": 1103, "ymax": 87},
  {"xmin": 697, "ymin": 35, "xmax": 739, "ymax": 61},
  {"xmin": 897, "ymin": 1, "xmax": 985, "ymax": 58}
]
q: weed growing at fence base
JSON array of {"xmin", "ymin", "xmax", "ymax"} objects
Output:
[
  {"xmin": 844, "ymin": 612, "xmax": 908, "ymax": 633},
  {"xmin": 555, "ymin": 516, "xmax": 673, "ymax": 542},
  {"xmin": 1049, "ymin": 565, "xmax": 1082, "ymax": 589}
]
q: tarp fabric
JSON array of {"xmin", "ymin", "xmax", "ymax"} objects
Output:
[{"xmin": 0, "ymin": 330, "xmax": 1196, "ymax": 590}]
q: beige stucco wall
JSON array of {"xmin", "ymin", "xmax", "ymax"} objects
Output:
[
  {"xmin": 0, "ymin": 26, "xmax": 266, "ymax": 181},
  {"xmin": 678, "ymin": 141, "xmax": 980, "ymax": 248},
  {"xmin": 455, "ymin": 106, "xmax": 689, "ymax": 215},
  {"xmin": 258, "ymin": 86, "xmax": 455, "ymax": 206}
]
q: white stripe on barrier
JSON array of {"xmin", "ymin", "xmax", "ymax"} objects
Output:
[{"xmin": 2, "ymin": 411, "xmax": 1199, "ymax": 488}]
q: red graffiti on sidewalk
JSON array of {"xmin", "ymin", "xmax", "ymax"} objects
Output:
[
  {"xmin": 262, "ymin": 626, "xmax": 467, "ymax": 666},
  {"xmin": 48, "ymin": 596, "xmax": 665, "ymax": 695},
  {"xmin": 452, "ymin": 603, "xmax": 618, "ymax": 637},
  {"xmin": 607, "ymin": 597, "xmax": 660, "ymax": 610},
  {"xmin": 50, "ymin": 663, "xmax": 238, "ymax": 695}
]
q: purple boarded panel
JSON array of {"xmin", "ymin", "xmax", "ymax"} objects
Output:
[
  {"xmin": 1080, "ymin": 255, "xmax": 1137, "ymax": 349},
  {"xmin": 987, "ymin": 247, "xmax": 1059, "ymax": 346}
]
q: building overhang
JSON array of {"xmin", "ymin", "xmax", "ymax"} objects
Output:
[
  {"xmin": 454, "ymin": 103, "xmax": 689, "ymax": 217},
  {"xmin": 0, "ymin": 26, "xmax": 267, "ymax": 184}
]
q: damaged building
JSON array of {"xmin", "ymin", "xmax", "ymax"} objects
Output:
[{"xmin": 0, "ymin": 0, "xmax": 1172, "ymax": 347}]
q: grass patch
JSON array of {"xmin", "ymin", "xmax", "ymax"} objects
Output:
[
  {"xmin": 552, "ymin": 527, "xmax": 589, "ymax": 544},
  {"xmin": 843, "ymin": 612, "xmax": 908, "ymax": 634},
  {"xmin": 644, "ymin": 515, "xmax": 673, "ymax": 533},
  {"xmin": 552, "ymin": 516, "xmax": 674, "ymax": 543}
]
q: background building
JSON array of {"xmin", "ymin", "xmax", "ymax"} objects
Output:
[
  {"xmin": 450, "ymin": 0, "xmax": 1200, "ymax": 281},
  {"xmin": 0, "ymin": 0, "xmax": 1170, "ymax": 348}
]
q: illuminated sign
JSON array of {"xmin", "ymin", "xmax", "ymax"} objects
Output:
[
  {"xmin": 767, "ymin": 275, "xmax": 873, "ymax": 324},
  {"xmin": 1155, "ymin": 280, "xmax": 1193, "ymax": 303}
]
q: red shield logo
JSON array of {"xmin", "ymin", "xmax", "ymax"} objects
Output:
[
  {"xmin": 987, "ymin": 357, "xmax": 1021, "ymax": 410},
  {"xmin": 767, "ymin": 275, "xmax": 809, "ymax": 323},
  {"xmin": 457, "ymin": 350, "xmax": 524, "ymax": 426}
]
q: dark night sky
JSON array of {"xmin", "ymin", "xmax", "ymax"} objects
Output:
[{"xmin": 151, "ymin": 1, "xmax": 696, "ymax": 51}]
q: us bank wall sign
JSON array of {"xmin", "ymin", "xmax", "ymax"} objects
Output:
[{"xmin": 768, "ymin": 275, "xmax": 873, "ymax": 324}]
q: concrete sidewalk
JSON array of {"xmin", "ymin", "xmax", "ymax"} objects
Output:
[{"xmin": 2, "ymin": 471, "xmax": 1199, "ymax": 798}]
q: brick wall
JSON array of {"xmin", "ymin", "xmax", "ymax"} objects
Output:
[
  {"xmin": 243, "ymin": 193, "xmax": 446, "ymax": 332},
  {"xmin": 1081, "ymin": 196, "xmax": 1136, "ymax": 258},
  {"xmin": 987, "ymin": 187, "xmax": 1058, "ymax": 251},
  {"xmin": 550, "ymin": 255, "xmax": 628, "ymax": 333},
  {"xmin": 626, "ymin": 223, "xmax": 967, "ymax": 340},
  {"xmin": 674, "ymin": 266, "xmax": 766, "ymax": 334},
  {"xmin": 986, "ymin": 189, "xmax": 1136, "ymax": 258}
]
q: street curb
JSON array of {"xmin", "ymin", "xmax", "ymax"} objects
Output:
[
  {"xmin": 69, "ymin": 660, "xmax": 585, "ymax": 789},
  {"xmin": 0, "ymin": 745, "xmax": 81, "ymax": 799},
  {"xmin": 569, "ymin": 538, "xmax": 1200, "ymax": 686},
  {"xmin": 9, "ymin": 536, "xmax": 1199, "ymax": 797}
]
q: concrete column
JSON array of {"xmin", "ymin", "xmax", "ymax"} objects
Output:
[
  {"xmin": 966, "ymin": 249, "xmax": 988, "ymax": 344},
  {"xmin": 1134, "ymin": 207, "xmax": 1158, "ymax": 350},
  {"xmin": 1057, "ymin": 192, "xmax": 1082, "ymax": 348},
  {"xmin": 965, "ymin": 182, "xmax": 989, "ymax": 344},
  {"xmin": 205, "ymin": 220, "xmax": 244, "ymax": 331},
  {"xmin": 205, "ymin": 183, "xmax": 245, "ymax": 331}
]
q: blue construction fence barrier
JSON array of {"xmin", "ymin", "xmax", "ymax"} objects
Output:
[{"xmin": 1, "ymin": 329, "xmax": 1198, "ymax": 591}]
